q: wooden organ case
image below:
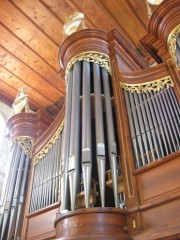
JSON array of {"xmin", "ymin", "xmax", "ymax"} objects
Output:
[{"xmin": 2, "ymin": 1, "xmax": 180, "ymax": 239}]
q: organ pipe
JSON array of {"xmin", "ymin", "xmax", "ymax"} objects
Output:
[
  {"xmin": 0, "ymin": 137, "xmax": 32, "ymax": 240},
  {"xmin": 124, "ymin": 86, "xmax": 180, "ymax": 169},
  {"xmin": 82, "ymin": 61, "xmax": 92, "ymax": 208},
  {"xmin": 93, "ymin": 63, "xmax": 106, "ymax": 207}
]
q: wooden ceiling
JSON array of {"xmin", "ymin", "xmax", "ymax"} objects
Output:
[{"xmin": 0, "ymin": 0, "xmax": 153, "ymax": 117}]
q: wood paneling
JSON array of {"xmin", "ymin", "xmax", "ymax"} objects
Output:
[
  {"xmin": 136, "ymin": 154, "xmax": 180, "ymax": 205},
  {"xmin": 0, "ymin": 0, "xmax": 150, "ymax": 116},
  {"xmin": 26, "ymin": 204, "xmax": 59, "ymax": 240},
  {"xmin": 12, "ymin": 0, "xmax": 63, "ymax": 45}
]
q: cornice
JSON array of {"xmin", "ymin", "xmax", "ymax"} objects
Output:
[
  {"xmin": 59, "ymin": 29, "xmax": 109, "ymax": 71},
  {"xmin": 108, "ymin": 29, "xmax": 149, "ymax": 72}
]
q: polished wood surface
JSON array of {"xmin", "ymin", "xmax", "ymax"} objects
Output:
[
  {"xmin": 0, "ymin": 0, "xmax": 153, "ymax": 116},
  {"xmin": 55, "ymin": 208, "xmax": 131, "ymax": 240},
  {"xmin": 16, "ymin": 1, "xmax": 180, "ymax": 239},
  {"xmin": 26, "ymin": 203, "xmax": 60, "ymax": 240},
  {"xmin": 7, "ymin": 110, "xmax": 53, "ymax": 141}
]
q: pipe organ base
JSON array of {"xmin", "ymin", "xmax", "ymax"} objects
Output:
[{"xmin": 55, "ymin": 208, "xmax": 132, "ymax": 240}]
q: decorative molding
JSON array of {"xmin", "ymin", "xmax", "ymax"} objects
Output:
[
  {"xmin": 65, "ymin": 51, "xmax": 111, "ymax": 83},
  {"xmin": 13, "ymin": 136, "xmax": 34, "ymax": 158},
  {"xmin": 120, "ymin": 76, "xmax": 174, "ymax": 93},
  {"xmin": 167, "ymin": 24, "xmax": 180, "ymax": 70},
  {"xmin": 33, "ymin": 120, "xmax": 64, "ymax": 166}
]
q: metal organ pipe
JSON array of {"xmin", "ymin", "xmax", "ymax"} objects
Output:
[
  {"xmin": 0, "ymin": 139, "xmax": 32, "ymax": 240},
  {"xmin": 82, "ymin": 61, "xmax": 92, "ymax": 208},
  {"xmin": 60, "ymin": 69, "xmax": 73, "ymax": 211},
  {"xmin": 93, "ymin": 63, "xmax": 106, "ymax": 207},
  {"xmin": 124, "ymin": 86, "xmax": 180, "ymax": 169},
  {"xmin": 30, "ymin": 56, "xmax": 122, "ymax": 214},
  {"xmin": 102, "ymin": 68, "xmax": 119, "ymax": 208},
  {"xmin": 68, "ymin": 61, "xmax": 81, "ymax": 211}
]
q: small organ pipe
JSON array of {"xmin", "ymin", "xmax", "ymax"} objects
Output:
[
  {"xmin": 150, "ymin": 91, "xmax": 171, "ymax": 153},
  {"xmin": 133, "ymin": 92, "xmax": 151, "ymax": 163},
  {"xmin": 138, "ymin": 93, "xmax": 161, "ymax": 159},
  {"xmin": 142, "ymin": 93, "xmax": 165, "ymax": 157},
  {"xmin": 163, "ymin": 90, "xmax": 180, "ymax": 148},
  {"xmin": 124, "ymin": 90, "xmax": 140, "ymax": 168},
  {"xmin": 128, "ymin": 92, "xmax": 146, "ymax": 166},
  {"xmin": 157, "ymin": 92, "xmax": 177, "ymax": 151}
]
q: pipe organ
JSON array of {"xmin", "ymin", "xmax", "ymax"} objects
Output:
[
  {"xmin": 1, "ymin": 1, "xmax": 180, "ymax": 239},
  {"xmin": 0, "ymin": 138, "xmax": 32, "ymax": 240},
  {"xmin": 122, "ymin": 78, "xmax": 180, "ymax": 168},
  {"xmin": 60, "ymin": 57, "xmax": 120, "ymax": 212}
]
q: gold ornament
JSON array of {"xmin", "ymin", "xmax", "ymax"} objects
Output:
[
  {"xmin": 167, "ymin": 24, "xmax": 180, "ymax": 70},
  {"xmin": 33, "ymin": 120, "xmax": 64, "ymax": 165},
  {"xmin": 120, "ymin": 76, "xmax": 174, "ymax": 93},
  {"xmin": 65, "ymin": 51, "xmax": 111, "ymax": 83},
  {"xmin": 13, "ymin": 136, "xmax": 34, "ymax": 158}
]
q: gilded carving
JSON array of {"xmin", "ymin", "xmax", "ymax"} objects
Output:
[
  {"xmin": 65, "ymin": 52, "xmax": 111, "ymax": 82},
  {"xmin": 120, "ymin": 76, "xmax": 174, "ymax": 93},
  {"xmin": 167, "ymin": 25, "xmax": 180, "ymax": 70},
  {"xmin": 13, "ymin": 137, "xmax": 34, "ymax": 157},
  {"xmin": 34, "ymin": 120, "xmax": 64, "ymax": 165}
]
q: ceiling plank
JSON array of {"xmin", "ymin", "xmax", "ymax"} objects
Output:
[
  {"xmin": 11, "ymin": 0, "xmax": 64, "ymax": 45},
  {"xmin": 0, "ymin": 46, "xmax": 65, "ymax": 98},
  {"xmin": 0, "ymin": 47, "xmax": 64, "ymax": 102},
  {"xmin": 125, "ymin": 0, "xmax": 149, "ymax": 30},
  {"xmin": 0, "ymin": 65, "xmax": 53, "ymax": 108},
  {"xmin": 41, "ymin": 0, "xmax": 76, "ymax": 24},
  {"xmin": 0, "ymin": 23, "xmax": 65, "ymax": 93},
  {"xmin": 0, "ymin": 0, "xmax": 59, "ymax": 70},
  {"xmin": 71, "ymin": 0, "xmax": 114, "ymax": 32},
  {"xmin": 97, "ymin": 0, "xmax": 147, "ymax": 45}
]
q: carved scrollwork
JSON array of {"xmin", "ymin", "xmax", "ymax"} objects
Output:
[
  {"xmin": 13, "ymin": 137, "xmax": 34, "ymax": 158},
  {"xmin": 65, "ymin": 52, "xmax": 111, "ymax": 83},
  {"xmin": 34, "ymin": 120, "xmax": 64, "ymax": 166},
  {"xmin": 167, "ymin": 24, "xmax": 180, "ymax": 70},
  {"xmin": 120, "ymin": 76, "xmax": 174, "ymax": 93}
]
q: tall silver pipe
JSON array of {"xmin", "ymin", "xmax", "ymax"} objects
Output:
[
  {"xmin": 60, "ymin": 69, "xmax": 73, "ymax": 211},
  {"xmin": 0, "ymin": 143, "xmax": 18, "ymax": 233},
  {"xmin": 68, "ymin": 61, "xmax": 81, "ymax": 211},
  {"xmin": 1, "ymin": 146, "xmax": 22, "ymax": 240},
  {"xmin": 14, "ymin": 155, "xmax": 30, "ymax": 239},
  {"xmin": 93, "ymin": 63, "xmax": 106, "ymax": 207},
  {"xmin": 102, "ymin": 68, "xmax": 119, "ymax": 208},
  {"xmin": 82, "ymin": 61, "xmax": 92, "ymax": 208},
  {"xmin": 8, "ymin": 151, "xmax": 26, "ymax": 239}
]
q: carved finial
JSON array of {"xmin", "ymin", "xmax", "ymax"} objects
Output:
[
  {"xmin": 12, "ymin": 87, "xmax": 34, "ymax": 114},
  {"xmin": 146, "ymin": 0, "xmax": 164, "ymax": 5},
  {"xmin": 64, "ymin": 12, "xmax": 87, "ymax": 37}
]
